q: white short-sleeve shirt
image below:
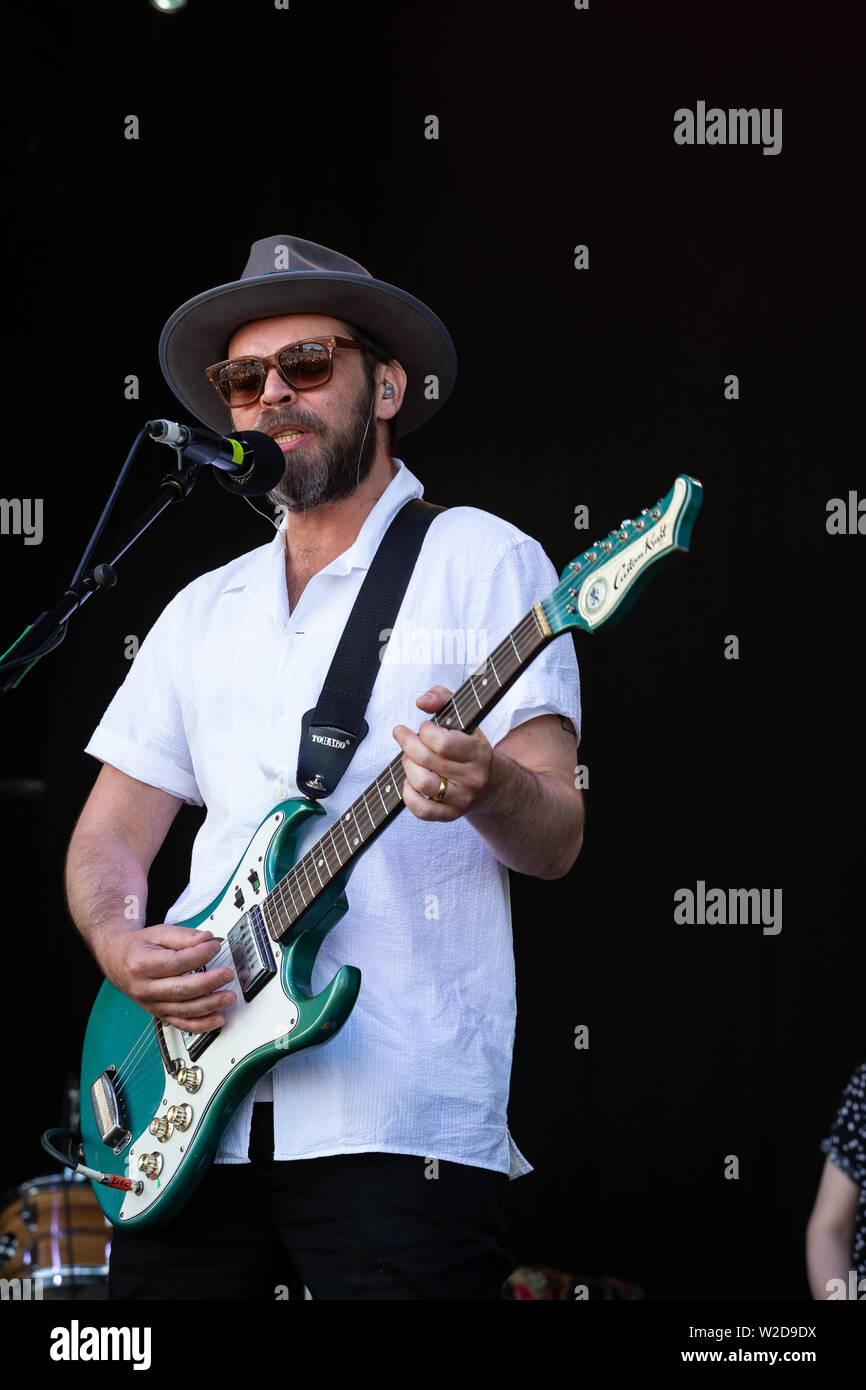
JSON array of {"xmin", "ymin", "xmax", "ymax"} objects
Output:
[{"xmin": 85, "ymin": 459, "xmax": 581, "ymax": 1177}]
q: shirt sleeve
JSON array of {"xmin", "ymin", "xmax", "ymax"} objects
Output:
[
  {"xmin": 84, "ymin": 591, "xmax": 203, "ymax": 806},
  {"xmin": 820, "ymin": 1062, "xmax": 866, "ymax": 1186},
  {"xmin": 466, "ymin": 535, "xmax": 582, "ymax": 752}
]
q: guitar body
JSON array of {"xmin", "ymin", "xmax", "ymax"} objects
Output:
[{"xmin": 80, "ymin": 796, "xmax": 361, "ymax": 1231}]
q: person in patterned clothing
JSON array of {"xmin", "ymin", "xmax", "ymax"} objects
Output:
[{"xmin": 806, "ymin": 1060, "xmax": 866, "ymax": 1298}]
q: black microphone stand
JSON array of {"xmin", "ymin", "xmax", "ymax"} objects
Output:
[{"xmin": 0, "ymin": 424, "xmax": 203, "ymax": 693}]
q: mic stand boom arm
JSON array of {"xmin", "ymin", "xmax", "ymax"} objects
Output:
[{"xmin": 0, "ymin": 425, "xmax": 202, "ymax": 693}]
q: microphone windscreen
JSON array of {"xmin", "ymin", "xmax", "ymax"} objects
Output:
[{"xmin": 214, "ymin": 430, "xmax": 286, "ymax": 497}]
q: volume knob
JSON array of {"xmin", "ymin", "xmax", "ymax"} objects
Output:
[
  {"xmin": 137, "ymin": 1152, "xmax": 164, "ymax": 1179},
  {"xmin": 175, "ymin": 1066, "xmax": 203, "ymax": 1094},
  {"xmin": 148, "ymin": 1117, "xmax": 174, "ymax": 1143},
  {"xmin": 166, "ymin": 1103, "xmax": 192, "ymax": 1131}
]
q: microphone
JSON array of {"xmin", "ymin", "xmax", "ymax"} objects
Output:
[{"xmin": 146, "ymin": 420, "xmax": 285, "ymax": 497}]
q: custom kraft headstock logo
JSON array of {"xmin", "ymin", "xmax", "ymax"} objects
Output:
[
  {"xmin": 576, "ymin": 516, "xmax": 674, "ymax": 629},
  {"xmin": 613, "ymin": 520, "xmax": 668, "ymax": 592}
]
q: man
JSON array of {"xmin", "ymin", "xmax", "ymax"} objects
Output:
[{"xmin": 65, "ymin": 235, "xmax": 584, "ymax": 1301}]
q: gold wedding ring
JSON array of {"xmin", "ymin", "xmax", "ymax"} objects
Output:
[{"xmin": 434, "ymin": 776, "xmax": 448, "ymax": 803}]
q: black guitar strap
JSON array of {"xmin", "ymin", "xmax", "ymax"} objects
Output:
[{"xmin": 295, "ymin": 496, "xmax": 445, "ymax": 800}]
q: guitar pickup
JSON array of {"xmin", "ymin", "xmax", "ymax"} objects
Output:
[
  {"xmin": 90, "ymin": 1066, "xmax": 131, "ymax": 1153},
  {"xmin": 228, "ymin": 904, "xmax": 276, "ymax": 1003}
]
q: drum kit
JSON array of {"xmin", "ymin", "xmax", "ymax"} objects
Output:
[
  {"xmin": 1, "ymin": 1078, "xmax": 111, "ymax": 1300},
  {"xmin": 0, "ymin": 1170, "xmax": 111, "ymax": 1299}
]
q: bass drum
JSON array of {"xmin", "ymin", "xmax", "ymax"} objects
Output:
[{"xmin": 0, "ymin": 1172, "xmax": 111, "ymax": 1299}]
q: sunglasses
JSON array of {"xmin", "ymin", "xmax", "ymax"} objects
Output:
[{"xmin": 205, "ymin": 336, "xmax": 363, "ymax": 408}]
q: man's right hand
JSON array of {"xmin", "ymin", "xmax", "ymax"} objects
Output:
[
  {"xmin": 98, "ymin": 924, "xmax": 237, "ymax": 1034},
  {"xmin": 65, "ymin": 767, "xmax": 238, "ymax": 1034}
]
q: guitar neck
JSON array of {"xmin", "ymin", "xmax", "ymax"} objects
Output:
[{"xmin": 263, "ymin": 602, "xmax": 553, "ymax": 943}]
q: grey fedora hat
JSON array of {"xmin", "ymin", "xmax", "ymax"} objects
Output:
[{"xmin": 158, "ymin": 234, "xmax": 457, "ymax": 438}]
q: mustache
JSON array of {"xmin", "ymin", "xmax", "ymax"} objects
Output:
[{"xmin": 254, "ymin": 406, "xmax": 321, "ymax": 435}]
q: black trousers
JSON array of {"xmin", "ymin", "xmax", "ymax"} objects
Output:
[{"xmin": 109, "ymin": 1104, "xmax": 515, "ymax": 1300}]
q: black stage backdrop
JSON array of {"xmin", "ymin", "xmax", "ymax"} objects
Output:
[{"xmin": 0, "ymin": 0, "xmax": 863, "ymax": 1306}]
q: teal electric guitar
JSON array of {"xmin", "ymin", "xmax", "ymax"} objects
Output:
[{"xmin": 79, "ymin": 474, "xmax": 703, "ymax": 1229}]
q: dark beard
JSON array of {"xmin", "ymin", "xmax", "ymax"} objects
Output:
[{"xmin": 257, "ymin": 380, "xmax": 379, "ymax": 514}]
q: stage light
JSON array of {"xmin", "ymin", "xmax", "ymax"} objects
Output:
[{"xmin": 149, "ymin": 0, "xmax": 187, "ymax": 12}]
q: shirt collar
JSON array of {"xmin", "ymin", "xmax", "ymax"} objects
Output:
[{"xmin": 217, "ymin": 458, "xmax": 425, "ymax": 617}]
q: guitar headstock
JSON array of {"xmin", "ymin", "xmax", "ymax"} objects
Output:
[{"xmin": 542, "ymin": 475, "xmax": 703, "ymax": 635}]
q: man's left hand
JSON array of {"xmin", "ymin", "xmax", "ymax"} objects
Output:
[{"xmin": 393, "ymin": 686, "xmax": 495, "ymax": 822}]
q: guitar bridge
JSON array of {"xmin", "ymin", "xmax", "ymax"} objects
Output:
[{"xmin": 90, "ymin": 1066, "xmax": 131, "ymax": 1153}]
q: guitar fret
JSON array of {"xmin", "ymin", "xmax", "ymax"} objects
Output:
[
  {"xmin": 262, "ymin": 897, "xmax": 276, "ymax": 937},
  {"xmin": 340, "ymin": 813, "xmax": 353, "ymax": 856},
  {"xmin": 436, "ymin": 704, "xmax": 451, "ymax": 729},
  {"xmin": 284, "ymin": 870, "xmax": 298, "ymax": 910},
  {"xmin": 458, "ymin": 678, "xmax": 482, "ymax": 722},
  {"xmin": 265, "ymin": 889, "xmax": 282, "ymax": 940},
  {"xmin": 329, "ymin": 824, "xmax": 344, "ymax": 867},
  {"xmin": 509, "ymin": 632, "xmax": 521, "ymax": 662},
  {"xmin": 308, "ymin": 855, "xmax": 320, "ymax": 888},
  {"xmin": 376, "ymin": 777, "xmax": 389, "ymax": 813},
  {"xmin": 288, "ymin": 873, "xmax": 303, "ymax": 910},
  {"xmin": 300, "ymin": 857, "xmax": 315, "ymax": 901},
  {"xmin": 285, "ymin": 873, "xmax": 301, "ymax": 918}
]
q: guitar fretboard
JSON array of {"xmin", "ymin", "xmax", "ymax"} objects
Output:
[{"xmin": 261, "ymin": 603, "xmax": 551, "ymax": 943}]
